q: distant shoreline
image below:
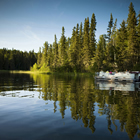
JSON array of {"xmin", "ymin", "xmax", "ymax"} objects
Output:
[{"xmin": 0, "ymin": 70, "xmax": 94, "ymax": 77}]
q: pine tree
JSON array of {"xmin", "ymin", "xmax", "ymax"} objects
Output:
[
  {"xmin": 107, "ymin": 13, "xmax": 113, "ymax": 43},
  {"xmin": 69, "ymin": 26, "xmax": 76, "ymax": 69},
  {"xmin": 116, "ymin": 20, "xmax": 128, "ymax": 70},
  {"xmin": 111, "ymin": 18, "xmax": 117, "ymax": 46},
  {"xmin": 137, "ymin": 13, "xmax": 140, "ymax": 63},
  {"xmin": 127, "ymin": 2, "xmax": 137, "ymax": 68},
  {"xmin": 74, "ymin": 23, "xmax": 80, "ymax": 70},
  {"xmin": 89, "ymin": 13, "xmax": 96, "ymax": 59},
  {"xmin": 37, "ymin": 47, "xmax": 42, "ymax": 67},
  {"xmin": 106, "ymin": 13, "xmax": 114, "ymax": 68},
  {"xmin": 42, "ymin": 41, "xmax": 49, "ymax": 66},
  {"xmin": 60, "ymin": 26, "xmax": 67, "ymax": 66},
  {"xmin": 83, "ymin": 17, "xmax": 90, "ymax": 69},
  {"xmin": 66, "ymin": 37, "xmax": 71, "ymax": 64},
  {"xmin": 79, "ymin": 22, "xmax": 84, "ymax": 71},
  {"xmin": 53, "ymin": 34, "xmax": 58, "ymax": 69},
  {"xmin": 95, "ymin": 35, "xmax": 106, "ymax": 70},
  {"xmin": 48, "ymin": 44, "xmax": 53, "ymax": 66},
  {"xmin": 111, "ymin": 18, "xmax": 117, "ymax": 67}
]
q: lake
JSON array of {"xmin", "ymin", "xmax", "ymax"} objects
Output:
[{"xmin": 0, "ymin": 73, "xmax": 140, "ymax": 140}]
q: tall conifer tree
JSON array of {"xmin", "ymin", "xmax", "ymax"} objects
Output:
[
  {"xmin": 53, "ymin": 34, "xmax": 58, "ymax": 69},
  {"xmin": 83, "ymin": 17, "xmax": 90, "ymax": 69},
  {"xmin": 37, "ymin": 47, "xmax": 42, "ymax": 67},
  {"xmin": 79, "ymin": 22, "xmax": 84, "ymax": 71},
  {"xmin": 127, "ymin": 2, "xmax": 137, "ymax": 67},
  {"xmin": 116, "ymin": 20, "xmax": 128, "ymax": 70},
  {"xmin": 137, "ymin": 13, "xmax": 140, "ymax": 62},
  {"xmin": 95, "ymin": 35, "xmax": 105, "ymax": 70},
  {"xmin": 42, "ymin": 41, "xmax": 49, "ymax": 65},
  {"xmin": 69, "ymin": 27, "xmax": 76, "ymax": 68},
  {"xmin": 107, "ymin": 13, "xmax": 113, "ymax": 43},
  {"xmin": 106, "ymin": 13, "xmax": 114, "ymax": 68},
  {"xmin": 89, "ymin": 13, "xmax": 96, "ymax": 59},
  {"xmin": 60, "ymin": 26, "xmax": 67, "ymax": 66}
]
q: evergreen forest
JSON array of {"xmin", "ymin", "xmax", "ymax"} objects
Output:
[
  {"xmin": 0, "ymin": 48, "xmax": 37, "ymax": 70},
  {"xmin": 1, "ymin": 2, "xmax": 140, "ymax": 72}
]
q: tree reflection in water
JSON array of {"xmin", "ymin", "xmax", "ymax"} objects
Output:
[
  {"xmin": 1, "ymin": 73, "xmax": 140, "ymax": 139},
  {"xmin": 30, "ymin": 74, "xmax": 140, "ymax": 139}
]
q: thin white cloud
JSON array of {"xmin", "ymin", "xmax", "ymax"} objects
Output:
[
  {"xmin": 21, "ymin": 25, "xmax": 41, "ymax": 41},
  {"xmin": 58, "ymin": 12, "xmax": 64, "ymax": 19}
]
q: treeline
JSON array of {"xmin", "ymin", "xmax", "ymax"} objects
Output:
[
  {"xmin": 32, "ymin": 2, "xmax": 140, "ymax": 72},
  {"xmin": 0, "ymin": 48, "xmax": 37, "ymax": 70}
]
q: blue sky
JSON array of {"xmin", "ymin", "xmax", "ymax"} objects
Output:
[{"xmin": 0, "ymin": 0, "xmax": 140, "ymax": 52}]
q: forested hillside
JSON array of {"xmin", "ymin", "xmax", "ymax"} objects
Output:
[
  {"xmin": 31, "ymin": 2, "xmax": 140, "ymax": 72},
  {"xmin": 1, "ymin": 2, "xmax": 140, "ymax": 72},
  {"xmin": 0, "ymin": 48, "xmax": 37, "ymax": 70}
]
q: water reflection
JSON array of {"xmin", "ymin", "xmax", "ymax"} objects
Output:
[
  {"xmin": 0, "ymin": 73, "xmax": 37, "ymax": 96},
  {"xmin": 0, "ymin": 73, "xmax": 140, "ymax": 139},
  {"xmin": 31, "ymin": 74, "xmax": 140, "ymax": 139},
  {"xmin": 95, "ymin": 81, "xmax": 140, "ymax": 91}
]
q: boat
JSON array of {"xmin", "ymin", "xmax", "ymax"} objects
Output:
[{"xmin": 95, "ymin": 71, "xmax": 140, "ymax": 82}]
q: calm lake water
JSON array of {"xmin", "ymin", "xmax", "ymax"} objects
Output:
[{"xmin": 0, "ymin": 73, "xmax": 140, "ymax": 140}]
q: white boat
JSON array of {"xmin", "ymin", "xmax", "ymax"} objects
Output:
[{"xmin": 95, "ymin": 71, "xmax": 140, "ymax": 82}]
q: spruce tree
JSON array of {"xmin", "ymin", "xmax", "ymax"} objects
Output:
[
  {"xmin": 42, "ymin": 41, "xmax": 49, "ymax": 66},
  {"xmin": 111, "ymin": 18, "xmax": 117, "ymax": 66},
  {"xmin": 95, "ymin": 35, "xmax": 106, "ymax": 70},
  {"xmin": 60, "ymin": 26, "xmax": 67, "ymax": 67},
  {"xmin": 116, "ymin": 20, "xmax": 128, "ymax": 70},
  {"xmin": 37, "ymin": 47, "xmax": 42, "ymax": 67},
  {"xmin": 69, "ymin": 26, "xmax": 76, "ymax": 69},
  {"xmin": 106, "ymin": 13, "xmax": 114, "ymax": 68},
  {"xmin": 66, "ymin": 37, "xmax": 71, "ymax": 63},
  {"xmin": 107, "ymin": 13, "xmax": 113, "ymax": 43},
  {"xmin": 127, "ymin": 2, "xmax": 137, "ymax": 68},
  {"xmin": 137, "ymin": 13, "xmax": 140, "ymax": 63},
  {"xmin": 53, "ymin": 34, "xmax": 58, "ymax": 69},
  {"xmin": 79, "ymin": 22, "xmax": 84, "ymax": 71},
  {"xmin": 75, "ymin": 23, "xmax": 80, "ymax": 70},
  {"xmin": 89, "ymin": 13, "xmax": 96, "ymax": 59},
  {"xmin": 48, "ymin": 44, "xmax": 53, "ymax": 66},
  {"xmin": 83, "ymin": 17, "xmax": 90, "ymax": 69}
]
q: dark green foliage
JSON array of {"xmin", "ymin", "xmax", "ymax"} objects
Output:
[
  {"xmin": 42, "ymin": 41, "xmax": 49, "ymax": 65},
  {"xmin": 83, "ymin": 17, "xmax": 90, "ymax": 69},
  {"xmin": 127, "ymin": 2, "xmax": 137, "ymax": 69},
  {"xmin": 89, "ymin": 13, "xmax": 96, "ymax": 58},
  {"xmin": 94, "ymin": 35, "xmax": 106, "ymax": 70},
  {"xmin": 107, "ymin": 13, "xmax": 113, "ymax": 42},
  {"xmin": 116, "ymin": 20, "xmax": 128, "ymax": 70},
  {"xmin": 136, "ymin": 13, "xmax": 140, "ymax": 65},
  {"xmin": 0, "ymin": 48, "xmax": 37, "ymax": 70},
  {"xmin": 53, "ymin": 34, "xmax": 59, "ymax": 70},
  {"xmin": 60, "ymin": 27, "xmax": 67, "ymax": 65},
  {"xmin": 37, "ymin": 47, "xmax": 42, "ymax": 67}
]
